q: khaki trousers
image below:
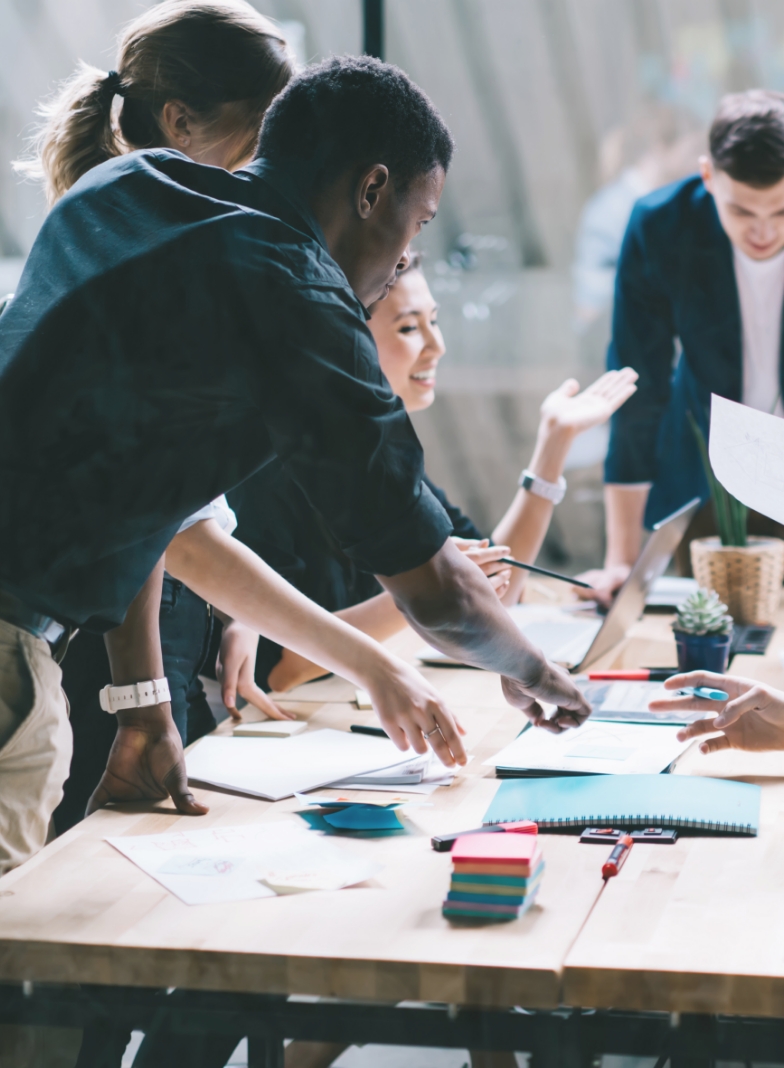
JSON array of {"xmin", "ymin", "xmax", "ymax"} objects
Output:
[{"xmin": 0, "ymin": 619, "xmax": 72, "ymax": 875}]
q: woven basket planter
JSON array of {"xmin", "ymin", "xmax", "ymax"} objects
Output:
[{"xmin": 690, "ymin": 536, "xmax": 784, "ymax": 625}]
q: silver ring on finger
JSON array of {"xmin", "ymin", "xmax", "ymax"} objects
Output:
[{"xmin": 424, "ymin": 727, "xmax": 440, "ymax": 739}]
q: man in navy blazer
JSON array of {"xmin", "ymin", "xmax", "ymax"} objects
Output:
[{"xmin": 582, "ymin": 90, "xmax": 784, "ymax": 601}]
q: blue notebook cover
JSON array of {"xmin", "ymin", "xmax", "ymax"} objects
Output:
[{"xmin": 483, "ymin": 774, "xmax": 760, "ymax": 835}]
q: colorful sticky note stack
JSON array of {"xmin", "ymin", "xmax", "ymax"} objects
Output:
[{"xmin": 442, "ymin": 831, "xmax": 544, "ymax": 921}]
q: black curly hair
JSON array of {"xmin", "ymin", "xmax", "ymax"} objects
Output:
[{"xmin": 257, "ymin": 54, "xmax": 454, "ymax": 194}]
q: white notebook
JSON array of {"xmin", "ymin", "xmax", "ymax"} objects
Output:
[
  {"xmin": 484, "ymin": 722, "xmax": 694, "ymax": 777},
  {"xmin": 186, "ymin": 729, "xmax": 416, "ymax": 801}
]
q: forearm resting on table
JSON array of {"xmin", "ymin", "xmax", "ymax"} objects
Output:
[
  {"xmin": 269, "ymin": 591, "xmax": 406, "ymax": 692},
  {"xmin": 378, "ymin": 538, "xmax": 548, "ymax": 683},
  {"xmin": 165, "ymin": 520, "xmax": 402, "ymax": 692}
]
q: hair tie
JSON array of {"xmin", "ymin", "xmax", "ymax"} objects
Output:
[{"xmin": 104, "ymin": 71, "xmax": 125, "ymax": 98}]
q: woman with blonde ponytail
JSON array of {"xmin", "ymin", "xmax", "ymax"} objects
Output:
[
  {"xmin": 21, "ymin": 0, "xmax": 302, "ymax": 838},
  {"xmin": 16, "ymin": 0, "xmax": 293, "ymax": 204}
]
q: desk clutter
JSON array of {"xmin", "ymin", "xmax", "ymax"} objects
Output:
[
  {"xmin": 186, "ymin": 728, "xmax": 457, "ymax": 800},
  {"xmin": 442, "ymin": 831, "xmax": 544, "ymax": 922}
]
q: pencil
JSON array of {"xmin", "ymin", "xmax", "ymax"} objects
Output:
[{"xmin": 498, "ymin": 557, "xmax": 594, "ymax": 590}]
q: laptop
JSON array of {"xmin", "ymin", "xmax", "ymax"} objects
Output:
[{"xmin": 418, "ymin": 497, "xmax": 700, "ymax": 672}]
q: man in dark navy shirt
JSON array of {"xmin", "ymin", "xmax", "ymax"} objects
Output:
[{"xmin": 0, "ymin": 57, "xmax": 589, "ymax": 869}]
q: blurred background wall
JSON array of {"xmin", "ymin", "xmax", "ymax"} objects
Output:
[{"xmin": 1, "ymin": 0, "xmax": 783, "ymax": 569}]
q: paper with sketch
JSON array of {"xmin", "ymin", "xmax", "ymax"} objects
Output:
[
  {"xmin": 484, "ymin": 722, "xmax": 694, "ymax": 776},
  {"xmin": 107, "ymin": 822, "xmax": 380, "ymax": 905},
  {"xmin": 710, "ymin": 394, "xmax": 784, "ymax": 523},
  {"xmin": 186, "ymin": 728, "xmax": 419, "ymax": 801}
]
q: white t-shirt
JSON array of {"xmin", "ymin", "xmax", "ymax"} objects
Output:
[
  {"xmin": 176, "ymin": 494, "xmax": 237, "ymax": 536},
  {"xmin": 733, "ymin": 245, "xmax": 784, "ymax": 417}
]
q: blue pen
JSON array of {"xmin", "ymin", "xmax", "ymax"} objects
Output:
[{"xmin": 675, "ymin": 686, "xmax": 729, "ymax": 701}]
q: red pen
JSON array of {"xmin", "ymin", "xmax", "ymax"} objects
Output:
[
  {"xmin": 602, "ymin": 834, "xmax": 633, "ymax": 880},
  {"xmin": 587, "ymin": 669, "xmax": 678, "ymax": 681}
]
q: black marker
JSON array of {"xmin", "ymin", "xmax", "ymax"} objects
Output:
[{"xmin": 350, "ymin": 724, "xmax": 388, "ymax": 738}]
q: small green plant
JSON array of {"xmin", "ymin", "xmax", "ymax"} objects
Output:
[
  {"xmin": 673, "ymin": 587, "xmax": 732, "ymax": 636},
  {"xmin": 688, "ymin": 410, "xmax": 747, "ymax": 547}
]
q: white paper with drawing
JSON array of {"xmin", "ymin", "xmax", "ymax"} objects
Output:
[
  {"xmin": 484, "ymin": 722, "xmax": 693, "ymax": 776},
  {"xmin": 107, "ymin": 822, "xmax": 380, "ymax": 905},
  {"xmin": 709, "ymin": 394, "xmax": 784, "ymax": 523}
]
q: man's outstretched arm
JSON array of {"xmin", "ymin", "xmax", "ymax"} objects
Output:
[
  {"xmin": 378, "ymin": 538, "xmax": 591, "ymax": 731},
  {"xmin": 87, "ymin": 556, "xmax": 208, "ymax": 816}
]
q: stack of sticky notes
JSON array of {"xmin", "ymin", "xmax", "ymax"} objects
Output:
[{"xmin": 442, "ymin": 832, "xmax": 544, "ymax": 921}]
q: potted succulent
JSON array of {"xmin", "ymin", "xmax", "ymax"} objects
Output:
[
  {"xmin": 688, "ymin": 412, "xmax": 784, "ymax": 625},
  {"xmin": 672, "ymin": 587, "xmax": 733, "ymax": 673}
]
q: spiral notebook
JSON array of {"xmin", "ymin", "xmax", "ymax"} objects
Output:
[{"xmin": 483, "ymin": 774, "xmax": 760, "ymax": 835}]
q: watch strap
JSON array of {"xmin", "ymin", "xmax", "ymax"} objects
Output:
[
  {"xmin": 99, "ymin": 677, "xmax": 171, "ymax": 714},
  {"xmin": 518, "ymin": 468, "xmax": 567, "ymax": 505}
]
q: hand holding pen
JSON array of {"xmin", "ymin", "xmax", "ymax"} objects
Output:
[{"xmin": 648, "ymin": 671, "xmax": 784, "ymax": 754}]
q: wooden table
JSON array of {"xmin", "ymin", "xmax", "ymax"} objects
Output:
[
  {"xmin": 4, "ymin": 604, "xmax": 784, "ymax": 1065},
  {"xmin": 563, "ymin": 614, "xmax": 784, "ymax": 1022}
]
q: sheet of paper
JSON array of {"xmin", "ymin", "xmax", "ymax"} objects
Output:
[
  {"xmin": 710, "ymin": 394, "xmax": 784, "ymax": 523},
  {"xmin": 107, "ymin": 822, "xmax": 380, "ymax": 905},
  {"xmin": 186, "ymin": 728, "xmax": 420, "ymax": 801},
  {"xmin": 484, "ymin": 723, "xmax": 694, "ymax": 776}
]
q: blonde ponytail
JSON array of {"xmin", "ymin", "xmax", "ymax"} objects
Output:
[
  {"xmin": 16, "ymin": 1, "xmax": 292, "ymax": 207},
  {"xmin": 15, "ymin": 62, "xmax": 124, "ymax": 207}
]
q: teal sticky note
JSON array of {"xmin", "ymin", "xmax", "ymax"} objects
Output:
[{"xmin": 323, "ymin": 805, "xmax": 404, "ymax": 831}]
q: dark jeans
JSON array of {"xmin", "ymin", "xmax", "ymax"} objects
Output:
[{"xmin": 54, "ymin": 575, "xmax": 217, "ymax": 835}]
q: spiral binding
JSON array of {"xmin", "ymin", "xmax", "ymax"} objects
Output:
[{"xmin": 486, "ymin": 814, "xmax": 754, "ymax": 834}]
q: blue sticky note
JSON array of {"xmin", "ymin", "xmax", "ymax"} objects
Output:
[{"xmin": 323, "ymin": 805, "xmax": 404, "ymax": 831}]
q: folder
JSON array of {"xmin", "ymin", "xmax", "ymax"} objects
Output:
[{"xmin": 482, "ymin": 774, "xmax": 760, "ymax": 835}]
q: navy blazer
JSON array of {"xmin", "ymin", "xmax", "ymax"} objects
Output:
[{"xmin": 604, "ymin": 175, "xmax": 784, "ymax": 527}]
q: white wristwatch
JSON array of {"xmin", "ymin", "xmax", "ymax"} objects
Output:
[
  {"xmin": 518, "ymin": 468, "xmax": 567, "ymax": 505},
  {"xmin": 99, "ymin": 677, "xmax": 171, "ymax": 714}
]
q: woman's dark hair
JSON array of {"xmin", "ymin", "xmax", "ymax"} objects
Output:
[
  {"xmin": 257, "ymin": 55, "xmax": 454, "ymax": 193},
  {"xmin": 16, "ymin": 1, "xmax": 293, "ymax": 205},
  {"xmin": 710, "ymin": 90, "xmax": 784, "ymax": 188}
]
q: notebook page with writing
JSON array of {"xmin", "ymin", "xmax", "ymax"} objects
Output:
[{"xmin": 483, "ymin": 774, "xmax": 760, "ymax": 835}]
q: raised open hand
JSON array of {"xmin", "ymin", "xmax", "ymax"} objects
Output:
[{"xmin": 539, "ymin": 368, "xmax": 638, "ymax": 436}]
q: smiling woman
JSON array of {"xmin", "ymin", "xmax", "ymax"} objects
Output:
[{"xmin": 223, "ymin": 251, "xmax": 637, "ymax": 695}]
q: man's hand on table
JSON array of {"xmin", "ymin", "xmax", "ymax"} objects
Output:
[
  {"xmin": 501, "ymin": 660, "xmax": 592, "ymax": 733},
  {"xmin": 650, "ymin": 671, "xmax": 784, "ymax": 753},
  {"xmin": 86, "ymin": 705, "xmax": 209, "ymax": 816}
]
